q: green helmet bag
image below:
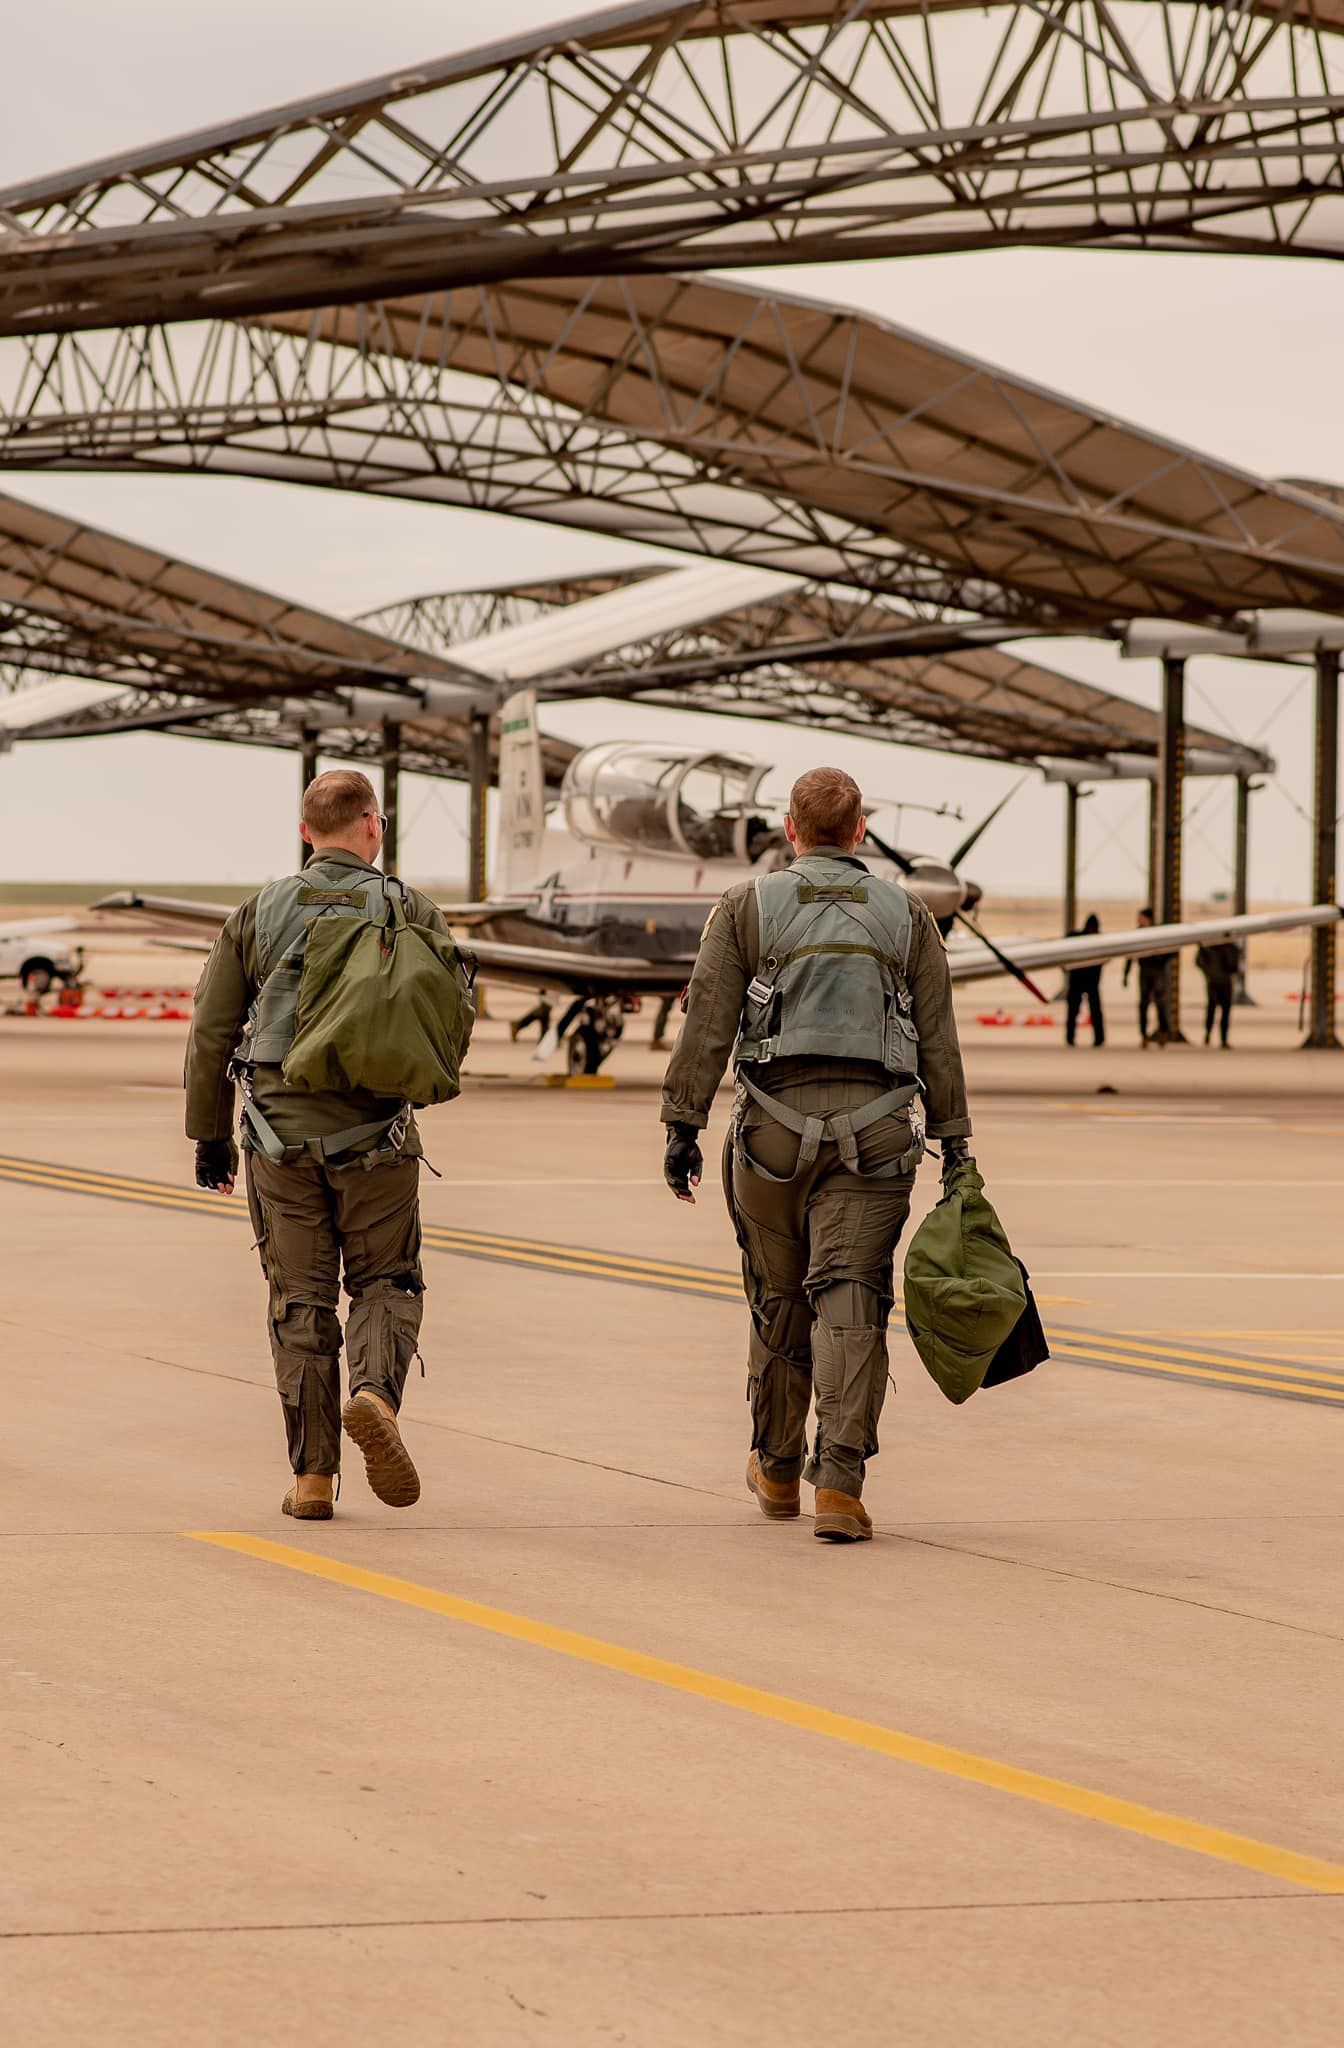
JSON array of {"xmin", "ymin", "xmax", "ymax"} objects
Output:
[
  {"xmin": 902, "ymin": 1161, "xmax": 1028, "ymax": 1404},
  {"xmin": 283, "ymin": 882, "xmax": 475, "ymax": 1106}
]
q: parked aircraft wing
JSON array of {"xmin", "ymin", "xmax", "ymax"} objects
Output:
[
  {"xmin": 93, "ymin": 890, "xmax": 238, "ymax": 931},
  {"xmin": 92, "ymin": 891, "xmax": 688, "ymax": 997},
  {"xmin": 0, "ymin": 915, "xmax": 81, "ymax": 942},
  {"xmin": 945, "ymin": 906, "xmax": 1342, "ymax": 984},
  {"xmin": 465, "ymin": 936, "xmax": 688, "ymax": 996}
]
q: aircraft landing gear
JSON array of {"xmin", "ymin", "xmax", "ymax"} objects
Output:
[{"xmin": 564, "ymin": 996, "xmax": 629, "ymax": 1075}]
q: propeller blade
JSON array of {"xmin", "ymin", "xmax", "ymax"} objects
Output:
[
  {"xmin": 869, "ymin": 821, "xmax": 1049, "ymax": 1000},
  {"xmin": 859, "ymin": 825, "xmax": 916, "ymax": 876},
  {"xmin": 948, "ymin": 775, "xmax": 1029, "ymax": 870},
  {"xmin": 954, "ymin": 912, "xmax": 1053, "ymax": 1005}
]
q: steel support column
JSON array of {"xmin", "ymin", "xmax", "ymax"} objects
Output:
[
  {"xmin": 1233, "ymin": 772, "xmax": 1253, "ymax": 1004},
  {"xmin": 467, "ymin": 711, "xmax": 490, "ymax": 901},
  {"xmin": 1156, "ymin": 657, "xmax": 1186, "ymax": 1038},
  {"xmin": 1305, "ymin": 650, "xmax": 1341, "ymax": 1049},
  {"xmin": 299, "ymin": 726, "xmax": 318, "ymax": 868},
  {"xmin": 1145, "ymin": 780, "xmax": 1159, "ymax": 912},
  {"xmin": 381, "ymin": 721, "xmax": 401, "ymax": 875},
  {"xmin": 1063, "ymin": 782, "xmax": 1080, "ymax": 936}
]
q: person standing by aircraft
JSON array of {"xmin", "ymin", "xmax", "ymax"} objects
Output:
[
  {"xmin": 1196, "ymin": 938, "xmax": 1240, "ymax": 1048},
  {"xmin": 1123, "ymin": 907, "xmax": 1175, "ymax": 1046},
  {"xmin": 1064, "ymin": 913, "xmax": 1105, "ymax": 1047},
  {"xmin": 185, "ymin": 770, "xmax": 471, "ymax": 1522},
  {"xmin": 660, "ymin": 767, "xmax": 972, "ymax": 1545}
]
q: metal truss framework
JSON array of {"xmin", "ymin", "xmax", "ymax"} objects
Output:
[
  {"xmin": 0, "ymin": 484, "xmax": 478, "ymax": 702},
  {"xmin": 6, "ymin": 273, "xmax": 1344, "ymax": 629},
  {"xmin": 6, "ymin": 2, "xmax": 1344, "ymax": 339},
  {"xmin": 360, "ymin": 572, "xmax": 1271, "ymax": 769},
  {"xmin": 5, "ymin": 551, "xmax": 1266, "ymax": 783}
]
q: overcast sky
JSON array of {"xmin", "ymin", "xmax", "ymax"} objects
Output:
[{"xmin": 1, "ymin": 1, "xmax": 1338, "ymax": 902}]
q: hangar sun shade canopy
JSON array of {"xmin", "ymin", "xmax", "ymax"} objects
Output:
[
  {"xmin": 361, "ymin": 572, "xmax": 1272, "ymax": 774},
  {"xmin": 7, "ymin": 271, "xmax": 1344, "ymax": 628},
  {"xmin": 4, "ymin": 3, "xmax": 1344, "ymax": 334}
]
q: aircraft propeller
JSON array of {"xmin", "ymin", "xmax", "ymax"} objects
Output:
[{"xmin": 862, "ymin": 823, "xmax": 1053, "ymax": 1007}]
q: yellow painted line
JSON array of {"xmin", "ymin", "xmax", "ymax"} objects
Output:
[
  {"xmin": 425, "ymin": 1235, "xmax": 740, "ymax": 1295},
  {"xmin": 188, "ymin": 1532, "xmax": 1344, "ymax": 1896},
  {"xmin": 1057, "ymin": 1342, "xmax": 1344, "ymax": 1403},
  {"xmin": 4, "ymin": 1156, "xmax": 1340, "ymax": 1399},
  {"xmin": 0, "ymin": 1157, "xmax": 229, "ymax": 1209},
  {"xmin": 1052, "ymin": 1325, "xmax": 1344, "ymax": 1376},
  {"xmin": 420, "ymin": 1226, "xmax": 739, "ymax": 1287},
  {"xmin": 0, "ymin": 1162, "xmax": 232, "ymax": 1218}
]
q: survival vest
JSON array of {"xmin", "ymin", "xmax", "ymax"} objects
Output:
[
  {"xmin": 232, "ymin": 860, "xmax": 475, "ymax": 1163},
  {"xmin": 731, "ymin": 854, "xmax": 924, "ymax": 1183}
]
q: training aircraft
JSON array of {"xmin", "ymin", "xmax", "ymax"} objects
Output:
[{"xmin": 95, "ymin": 692, "xmax": 1342, "ymax": 1074}]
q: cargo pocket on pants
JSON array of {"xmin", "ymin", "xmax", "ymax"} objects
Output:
[
  {"xmin": 812, "ymin": 1323, "xmax": 887, "ymax": 1458},
  {"xmin": 274, "ymin": 1345, "xmax": 311, "ymax": 1472},
  {"xmin": 347, "ymin": 1281, "xmax": 423, "ymax": 1406}
]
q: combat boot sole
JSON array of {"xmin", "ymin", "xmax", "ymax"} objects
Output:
[
  {"xmin": 342, "ymin": 1395, "xmax": 421, "ymax": 1508},
  {"xmin": 283, "ymin": 1488, "xmax": 334, "ymax": 1521},
  {"xmin": 746, "ymin": 1452, "xmax": 801, "ymax": 1520},
  {"xmin": 813, "ymin": 1489, "xmax": 873, "ymax": 1543}
]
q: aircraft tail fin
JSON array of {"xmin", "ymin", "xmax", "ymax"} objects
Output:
[{"xmin": 495, "ymin": 688, "xmax": 545, "ymax": 895}]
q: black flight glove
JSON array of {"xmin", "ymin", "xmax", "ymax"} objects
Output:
[
  {"xmin": 195, "ymin": 1137, "xmax": 239, "ymax": 1192},
  {"xmin": 940, "ymin": 1135, "xmax": 973, "ymax": 1183},
  {"xmin": 664, "ymin": 1122, "xmax": 703, "ymax": 1204}
]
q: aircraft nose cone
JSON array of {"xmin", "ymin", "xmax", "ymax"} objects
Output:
[{"xmin": 905, "ymin": 863, "xmax": 964, "ymax": 924}]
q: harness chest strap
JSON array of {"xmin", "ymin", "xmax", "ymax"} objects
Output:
[{"xmin": 736, "ymin": 1072, "xmax": 923, "ymax": 1184}]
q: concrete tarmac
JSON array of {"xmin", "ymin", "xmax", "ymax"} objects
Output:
[{"xmin": 4, "ymin": 974, "xmax": 1344, "ymax": 2045}]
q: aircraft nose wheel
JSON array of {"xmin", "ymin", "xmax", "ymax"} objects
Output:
[
  {"xmin": 565, "ymin": 998, "xmax": 626, "ymax": 1075},
  {"xmin": 567, "ymin": 1024, "xmax": 602, "ymax": 1075}
]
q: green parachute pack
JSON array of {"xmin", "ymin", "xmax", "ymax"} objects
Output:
[
  {"xmin": 902, "ymin": 1161, "xmax": 1028, "ymax": 1404},
  {"xmin": 282, "ymin": 878, "xmax": 476, "ymax": 1107}
]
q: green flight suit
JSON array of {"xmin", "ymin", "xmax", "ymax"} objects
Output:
[
  {"xmin": 661, "ymin": 849, "xmax": 972, "ymax": 1498},
  {"xmin": 185, "ymin": 847, "xmax": 450, "ymax": 1476}
]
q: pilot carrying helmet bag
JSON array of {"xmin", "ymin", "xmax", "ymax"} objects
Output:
[
  {"xmin": 283, "ymin": 879, "xmax": 476, "ymax": 1106},
  {"xmin": 903, "ymin": 1158, "xmax": 1043, "ymax": 1404}
]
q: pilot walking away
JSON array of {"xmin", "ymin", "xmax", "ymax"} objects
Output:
[
  {"xmin": 660, "ymin": 767, "xmax": 972, "ymax": 1544},
  {"xmin": 1065, "ymin": 913, "xmax": 1105, "ymax": 1047},
  {"xmin": 186, "ymin": 770, "xmax": 473, "ymax": 1521},
  {"xmin": 1197, "ymin": 939, "xmax": 1240, "ymax": 1048}
]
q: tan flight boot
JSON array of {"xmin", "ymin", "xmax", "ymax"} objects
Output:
[
  {"xmin": 342, "ymin": 1390, "xmax": 421, "ymax": 1507},
  {"xmin": 746, "ymin": 1451, "xmax": 801, "ymax": 1521},
  {"xmin": 282, "ymin": 1473, "xmax": 335, "ymax": 1521},
  {"xmin": 813, "ymin": 1490, "xmax": 873, "ymax": 1543}
]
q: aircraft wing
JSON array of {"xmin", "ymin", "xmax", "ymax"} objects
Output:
[
  {"xmin": 92, "ymin": 891, "xmax": 690, "ymax": 996},
  {"xmin": 92, "ymin": 891, "xmax": 238, "ymax": 934},
  {"xmin": 463, "ymin": 937, "xmax": 688, "ymax": 996},
  {"xmin": 946, "ymin": 905, "xmax": 1341, "ymax": 984},
  {"xmin": 0, "ymin": 915, "xmax": 81, "ymax": 942}
]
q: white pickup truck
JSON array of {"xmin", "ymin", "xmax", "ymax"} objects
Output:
[{"xmin": 0, "ymin": 918, "xmax": 85, "ymax": 994}]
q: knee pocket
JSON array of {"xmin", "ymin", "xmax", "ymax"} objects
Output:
[
  {"xmin": 812, "ymin": 1323, "xmax": 887, "ymax": 1457},
  {"xmin": 755, "ymin": 1294, "xmax": 813, "ymax": 1364},
  {"xmin": 272, "ymin": 1301, "xmax": 342, "ymax": 1357},
  {"xmin": 347, "ymin": 1280, "xmax": 423, "ymax": 1391},
  {"xmin": 811, "ymin": 1277, "xmax": 889, "ymax": 1328}
]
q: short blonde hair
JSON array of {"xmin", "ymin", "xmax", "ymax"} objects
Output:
[
  {"xmin": 788, "ymin": 767, "xmax": 864, "ymax": 848},
  {"xmin": 302, "ymin": 768, "xmax": 378, "ymax": 837}
]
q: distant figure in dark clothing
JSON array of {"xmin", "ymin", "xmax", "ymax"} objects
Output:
[
  {"xmin": 510, "ymin": 990, "xmax": 554, "ymax": 1042},
  {"xmin": 650, "ymin": 992, "xmax": 677, "ymax": 1052},
  {"xmin": 1122, "ymin": 907, "xmax": 1176, "ymax": 1047},
  {"xmin": 1065, "ymin": 913, "xmax": 1105, "ymax": 1046},
  {"xmin": 1196, "ymin": 940, "xmax": 1240, "ymax": 1048}
]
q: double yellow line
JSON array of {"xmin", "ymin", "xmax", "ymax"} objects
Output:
[{"xmin": 3, "ymin": 1152, "xmax": 1342, "ymax": 1406}]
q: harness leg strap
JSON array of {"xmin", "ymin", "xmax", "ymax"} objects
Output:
[{"xmin": 737, "ymin": 1073, "xmax": 922, "ymax": 1183}]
